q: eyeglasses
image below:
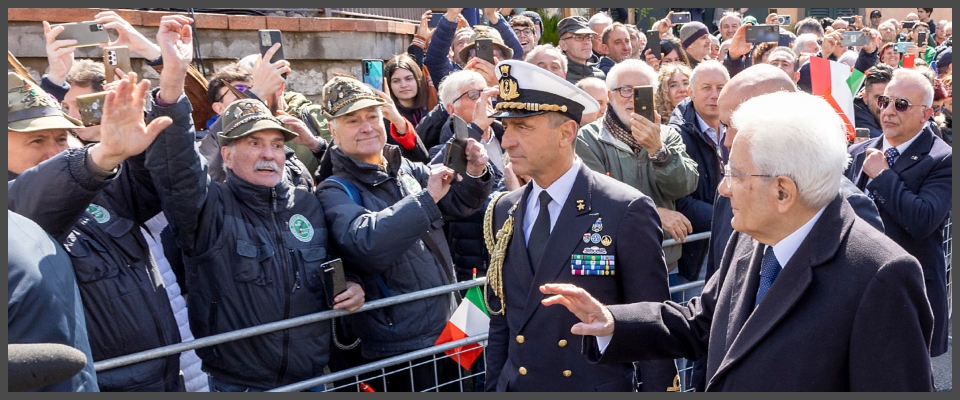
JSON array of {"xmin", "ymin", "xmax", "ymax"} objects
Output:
[
  {"xmin": 877, "ymin": 95, "xmax": 927, "ymax": 112},
  {"xmin": 722, "ymin": 164, "xmax": 774, "ymax": 189},
  {"xmin": 611, "ymin": 86, "xmax": 634, "ymax": 98},
  {"xmin": 667, "ymin": 81, "xmax": 691, "ymax": 90},
  {"xmin": 561, "ymin": 34, "xmax": 595, "ymax": 42},
  {"xmin": 215, "ymin": 84, "xmax": 250, "ymax": 103},
  {"xmin": 453, "ymin": 89, "xmax": 482, "ymax": 104},
  {"xmin": 932, "ymin": 104, "xmax": 944, "ymax": 113},
  {"xmin": 513, "ymin": 28, "xmax": 535, "ymax": 37}
]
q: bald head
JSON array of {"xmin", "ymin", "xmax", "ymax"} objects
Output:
[{"xmin": 718, "ymin": 64, "xmax": 798, "ymax": 149}]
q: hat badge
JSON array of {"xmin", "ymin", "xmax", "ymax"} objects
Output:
[{"xmin": 498, "ymin": 64, "xmax": 520, "ymax": 101}]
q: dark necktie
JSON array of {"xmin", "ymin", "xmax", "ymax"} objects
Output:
[
  {"xmin": 885, "ymin": 147, "xmax": 900, "ymax": 168},
  {"xmin": 754, "ymin": 246, "xmax": 781, "ymax": 309},
  {"xmin": 527, "ymin": 191, "xmax": 553, "ymax": 271}
]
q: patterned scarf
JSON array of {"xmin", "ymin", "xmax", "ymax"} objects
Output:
[{"xmin": 602, "ymin": 103, "xmax": 645, "ymax": 155}]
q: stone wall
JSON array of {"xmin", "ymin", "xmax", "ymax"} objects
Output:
[{"xmin": 8, "ymin": 8, "xmax": 418, "ymax": 104}]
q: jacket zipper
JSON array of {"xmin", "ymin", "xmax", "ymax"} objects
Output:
[{"xmin": 271, "ymin": 188, "xmax": 292, "ymax": 387}]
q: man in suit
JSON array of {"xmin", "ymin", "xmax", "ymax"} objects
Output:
[
  {"xmin": 542, "ymin": 90, "xmax": 934, "ymax": 391},
  {"xmin": 483, "ymin": 60, "xmax": 678, "ymax": 392},
  {"xmin": 845, "ymin": 68, "xmax": 953, "ymax": 358}
]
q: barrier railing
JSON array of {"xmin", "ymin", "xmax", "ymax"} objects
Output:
[{"xmin": 93, "ymin": 217, "xmax": 953, "ymax": 392}]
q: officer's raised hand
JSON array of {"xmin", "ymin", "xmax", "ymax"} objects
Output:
[{"xmin": 89, "ymin": 71, "xmax": 172, "ymax": 172}]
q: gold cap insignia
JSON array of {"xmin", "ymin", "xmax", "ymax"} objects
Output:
[{"xmin": 498, "ymin": 64, "xmax": 520, "ymax": 101}]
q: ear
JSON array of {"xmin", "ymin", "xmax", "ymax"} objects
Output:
[
  {"xmin": 220, "ymin": 145, "xmax": 233, "ymax": 170},
  {"xmin": 212, "ymin": 101, "xmax": 226, "ymax": 116},
  {"xmin": 599, "ymin": 43, "xmax": 610, "ymax": 54},
  {"xmin": 774, "ymin": 176, "xmax": 800, "ymax": 214},
  {"xmin": 923, "ymin": 106, "xmax": 935, "ymax": 120},
  {"xmin": 444, "ymin": 102, "xmax": 456, "ymax": 116},
  {"xmin": 557, "ymin": 118, "xmax": 579, "ymax": 149}
]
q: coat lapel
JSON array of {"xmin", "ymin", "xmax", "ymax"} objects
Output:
[
  {"xmin": 853, "ymin": 137, "xmax": 882, "ymax": 190},
  {"xmin": 709, "ymin": 196, "xmax": 849, "ymax": 387},
  {"xmin": 518, "ymin": 164, "xmax": 595, "ymax": 332},
  {"xmin": 891, "ymin": 129, "xmax": 933, "ymax": 175}
]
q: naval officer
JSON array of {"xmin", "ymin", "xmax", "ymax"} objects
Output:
[{"xmin": 483, "ymin": 59, "xmax": 678, "ymax": 392}]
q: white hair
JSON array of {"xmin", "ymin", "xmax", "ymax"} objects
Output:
[
  {"xmin": 891, "ymin": 68, "xmax": 935, "ymax": 107},
  {"xmin": 731, "ymin": 91, "xmax": 850, "ymax": 209},
  {"xmin": 605, "ymin": 59, "xmax": 658, "ymax": 93},
  {"xmin": 689, "ymin": 60, "xmax": 730, "ymax": 88},
  {"xmin": 437, "ymin": 69, "xmax": 485, "ymax": 106},
  {"xmin": 588, "ymin": 13, "xmax": 613, "ymax": 29},
  {"xmin": 792, "ymin": 33, "xmax": 820, "ymax": 55},
  {"xmin": 837, "ymin": 50, "xmax": 858, "ymax": 68},
  {"xmin": 524, "ymin": 44, "xmax": 568, "ymax": 72}
]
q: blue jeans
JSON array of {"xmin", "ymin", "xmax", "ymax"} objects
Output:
[{"xmin": 208, "ymin": 375, "xmax": 325, "ymax": 392}]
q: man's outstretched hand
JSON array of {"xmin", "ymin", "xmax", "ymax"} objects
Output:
[{"xmin": 540, "ymin": 283, "xmax": 616, "ymax": 337}]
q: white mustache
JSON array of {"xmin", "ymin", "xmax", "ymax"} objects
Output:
[{"xmin": 253, "ymin": 160, "xmax": 281, "ymax": 172}]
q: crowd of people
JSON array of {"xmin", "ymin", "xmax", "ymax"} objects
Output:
[{"xmin": 7, "ymin": 7, "xmax": 952, "ymax": 392}]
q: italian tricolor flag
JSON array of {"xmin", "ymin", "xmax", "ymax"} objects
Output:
[
  {"xmin": 810, "ymin": 56, "xmax": 864, "ymax": 142},
  {"xmin": 434, "ymin": 286, "xmax": 489, "ymax": 370}
]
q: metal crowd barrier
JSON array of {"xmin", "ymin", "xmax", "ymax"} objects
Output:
[{"xmin": 94, "ymin": 218, "xmax": 953, "ymax": 392}]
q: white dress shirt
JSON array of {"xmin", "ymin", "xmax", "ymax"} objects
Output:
[{"xmin": 523, "ymin": 158, "xmax": 581, "ymax": 245}]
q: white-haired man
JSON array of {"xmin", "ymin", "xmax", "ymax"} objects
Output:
[
  {"xmin": 576, "ymin": 59, "xmax": 699, "ymax": 271},
  {"xmin": 845, "ymin": 68, "xmax": 953, "ymax": 359},
  {"xmin": 525, "ymin": 44, "xmax": 567, "ymax": 79},
  {"xmin": 542, "ymin": 90, "xmax": 934, "ymax": 391}
]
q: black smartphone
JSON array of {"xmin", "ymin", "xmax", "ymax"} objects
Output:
[
  {"xmin": 444, "ymin": 114, "xmax": 469, "ymax": 175},
  {"xmin": 745, "ymin": 24, "xmax": 780, "ymax": 44},
  {"xmin": 474, "ymin": 37, "xmax": 495, "ymax": 64},
  {"xmin": 322, "ymin": 258, "xmax": 347, "ymax": 308},
  {"xmin": 633, "ymin": 86, "xmax": 655, "ymax": 122},
  {"xmin": 855, "ymin": 128, "xmax": 871, "ymax": 140},
  {"xmin": 917, "ymin": 31, "xmax": 928, "ymax": 46},
  {"xmin": 841, "ymin": 31, "xmax": 870, "ymax": 47},
  {"xmin": 901, "ymin": 20, "xmax": 917, "ymax": 30},
  {"xmin": 51, "ymin": 21, "xmax": 109, "ymax": 48},
  {"xmin": 76, "ymin": 91, "xmax": 108, "ymax": 127},
  {"xmin": 258, "ymin": 29, "xmax": 286, "ymax": 78},
  {"xmin": 669, "ymin": 12, "xmax": 691, "ymax": 24},
  {"xmin": 644, "ymin": 30, "xmax": 661, "ymax": 60},
  {"xmin": 429, "ymin": 12, "xmax": 444, "ymax": 28},
  {"xmin": 778, "ymin": 33, "xmax": 794, "ymax": 47},
  {"xmin": 103, "ymin": 46, "xmax": 131, "ymax": 83},
  {"xmin": 362, "ymin": 59, "xmax": 384, "ymax": 92}
]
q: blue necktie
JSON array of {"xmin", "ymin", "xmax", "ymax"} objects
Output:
[
  {"xmin": 885, "ymin": 147, "xmax": 900, "ymax": 169},
  {"xmin": 754, "ymin": 247, "xmax": 781, "ymax": 309}
]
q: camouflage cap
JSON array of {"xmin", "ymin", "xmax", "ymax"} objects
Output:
[
  {"xmin": 8, "ymin": 72, "xmax": 82, "ymax": 132},
  {"xmin": 217, "ymin": 98, "xmax": 298, "ymax": 146},
  {"xmin": 458, "ymin": 25, "xmax": 514, "ymax": 64},
  {"xmin": 321, "ymin": 75, "xmax": 387, "ymax": 119}
]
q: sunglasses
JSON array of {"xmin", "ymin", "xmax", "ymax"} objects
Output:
[
  {"xmin": 215, "ymin": 84, "xmax": 250, "ymax": 103},
  {"xmin": 877, "ymin": 95, "xmax": 926, "ymax": 112},
  {"xmin": 453, "ymin": 88, "xmax": 482, "ymax": 103}
]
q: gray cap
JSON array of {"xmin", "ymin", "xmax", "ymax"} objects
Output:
[{"xmin": 557, "ymin": 16, "xmax": 594, "ymax": 37}]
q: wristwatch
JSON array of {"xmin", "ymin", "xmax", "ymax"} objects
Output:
[{"xmin": 649, "ymin": 146, "xmax": 670, "ymax": 163}]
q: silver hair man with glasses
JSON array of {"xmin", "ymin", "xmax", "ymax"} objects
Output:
[
  {"xmin": 577, "ymin": 59, "xmax": 699, "ymax": 271},
  {"xmin": 845, "ymin": 68, "xmax": 953, "ymax": 359},
  {"xmin": 543, "ymin": 90, "xmax": 934, "ymax": 391}
]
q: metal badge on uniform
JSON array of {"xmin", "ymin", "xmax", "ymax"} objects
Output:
[
  {"xmin": 570, "ymin": 254, "xmax": 616, "ymax": 275},
  {"xmin": 591, "ymin": 218, "xmax": 603, "ymax": 233},
  {"xmin": 576, "ymin": 199, "xmax": 585, "ymax": 210},
  {"xmin": 582, "ymin": 233, "xmax": 591, "ymax": 243},
  {"xmin": 582, "ymin": 246, "xmax": 607, "ymax": 255},
  {"xmin": 590, "ymin": 233, "xmax": 601, "ymax": 244},
  {"xmin": 601, "ymin": 235, "xmax": 612, "ymax": 246}
]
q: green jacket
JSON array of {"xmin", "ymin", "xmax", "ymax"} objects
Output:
[{"xmin": 576, "ymin": 119, "xmax": 699, "ymax": 265}]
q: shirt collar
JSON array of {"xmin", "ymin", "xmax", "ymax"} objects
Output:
[
  {"xmin": 881, "ymin": 129, "xmax": 922, "ymax": 155},
  {"xmin": 769, "ymin": 205, "xmax": 827, "ymax": 270},
  {"xmin": 530, "ymin": 158, "xmax": 581, "ymax": 211}
]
